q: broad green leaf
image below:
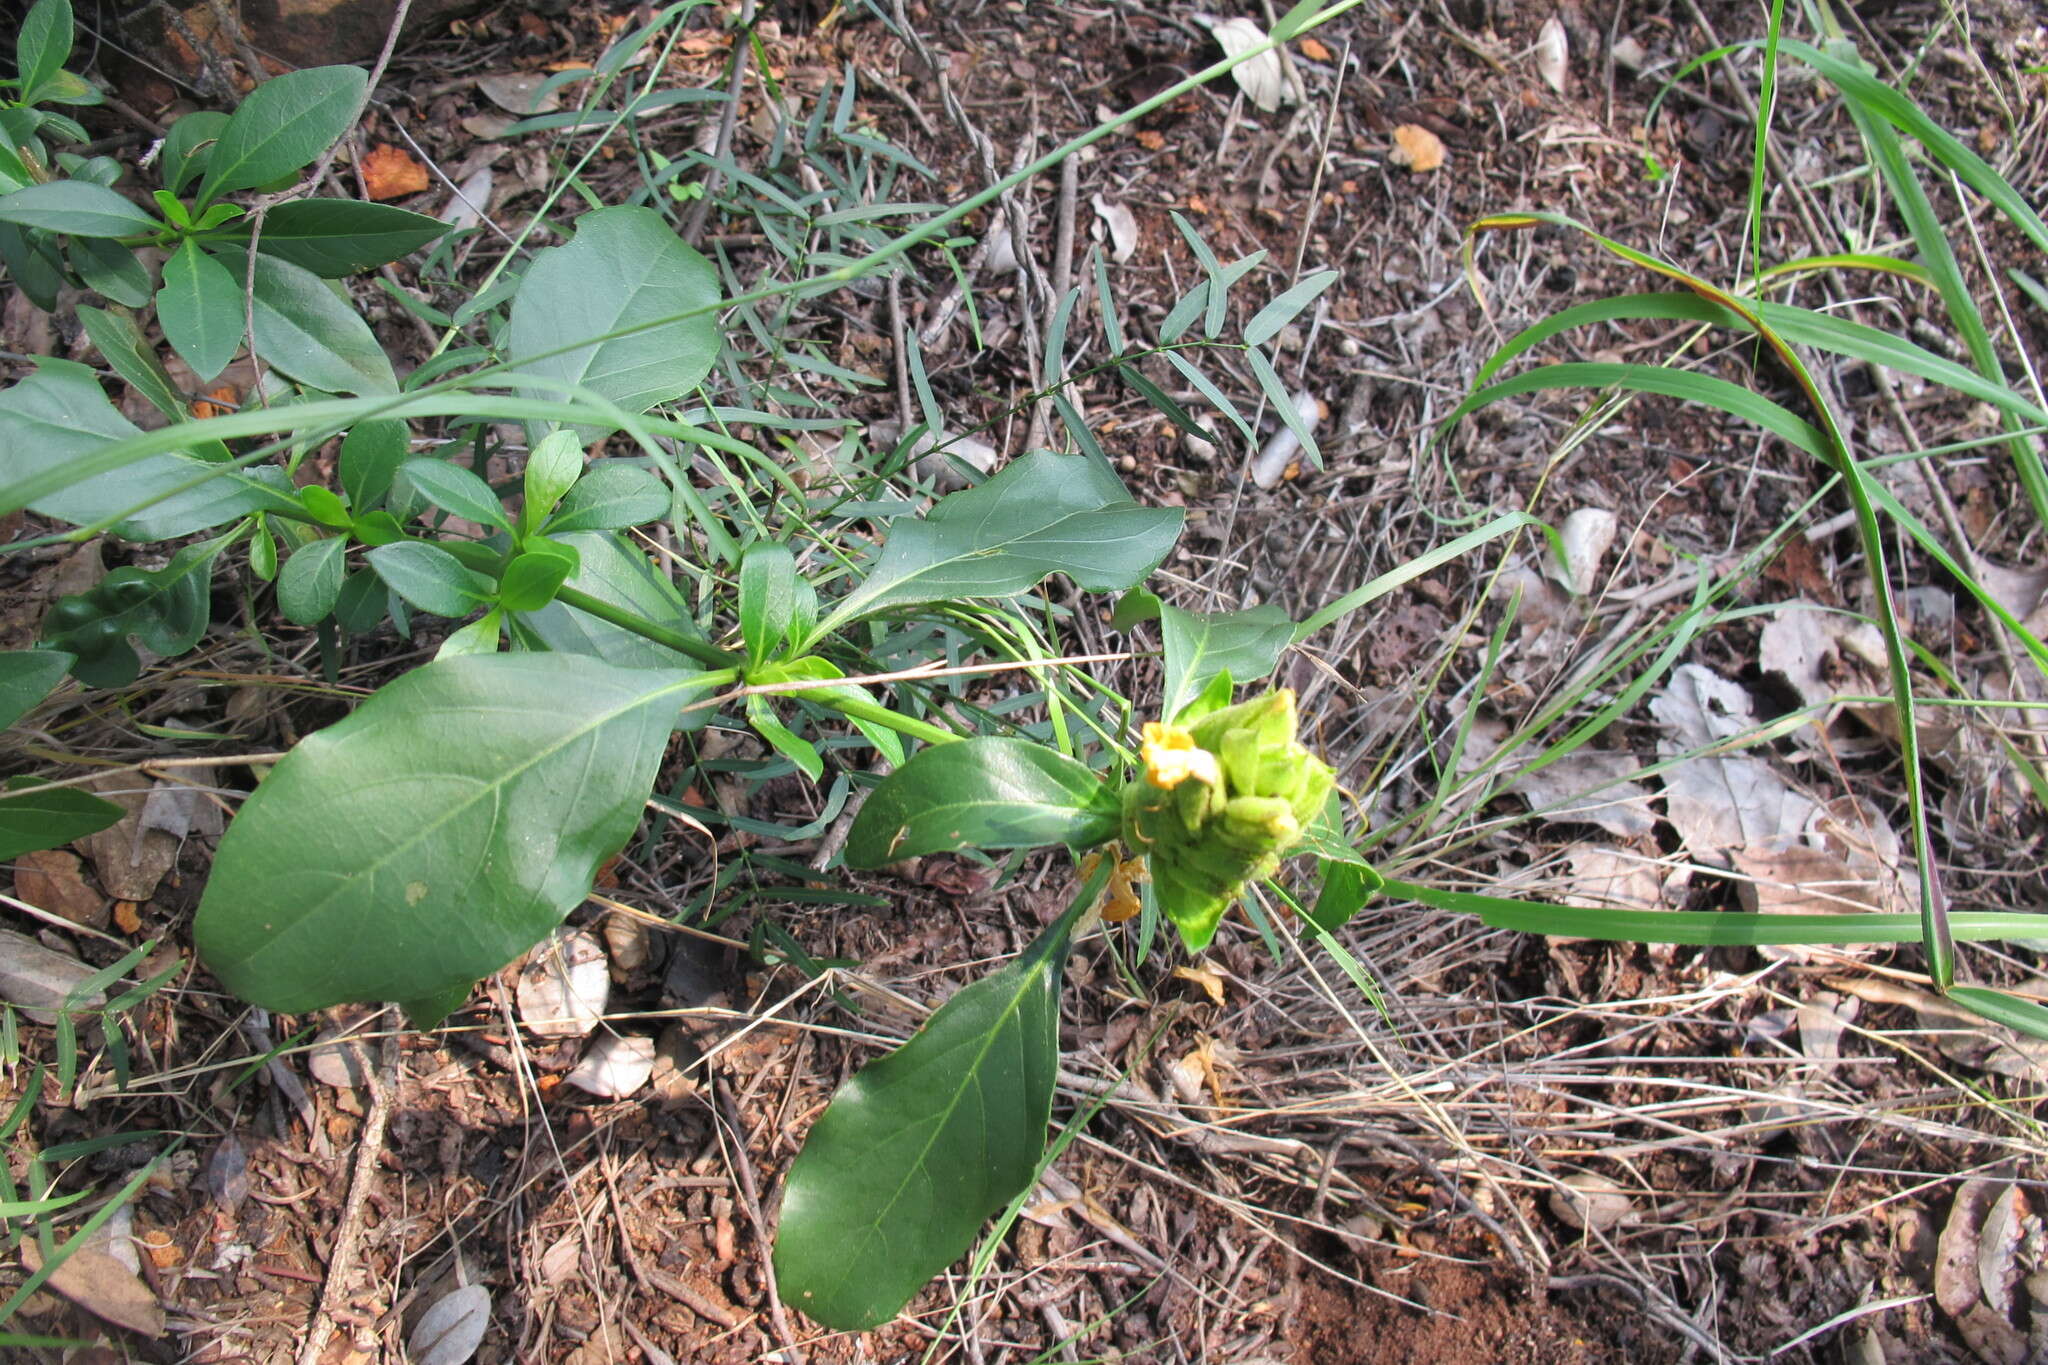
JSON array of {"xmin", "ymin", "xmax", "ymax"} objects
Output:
[
  {"xmin": 230, "ymin": 198, "xmax": 447, "ymax": 275},
  {"xmin": 162, "ymin": 109, "xmax": 229, "ymax": 197},
  {"xmin": 277, "ymin": 536, "xmax": 346, "ymax": 624},
  {"xmin": 506, "ymin": 206, "xmax": 721, "ymax": 438},
  {"xmin": 497, "ymin": 548, "xmax": 575, "ymax": 613},
  {"xmin": 41, "ymin": 531, "xmax": 234, "ymax": 686},
  {"xmin": 1159, "ymin": 602, "xmax": 1291, "ymax": 720},
  {"xmin": 66, "ymin": 237, "xmax": 150, "ymax": 307},
  {"xmin": 333, "ymin": 567, "xmax": 387, "ymax": 635},
  {"xmin": 0, "ymin": 779, "xmax": 123, "ymax": 861},
  {"xmin": 193, "ymin": 654, "xmax": 705, "ymax": 1011},
  {"xmin": 774, "ymin": 877, "xmax": 1093, "ymax": 1330},
  {"xmin": 16, "ymin": 0, "xmax": 73, "ymax": 106},
  {"xmin": 239, "ymin": 249, "xmax": 397, "ymax": 395},
  {"xmin": 516, "ymin": 531, "xmax": 710, "ymax": 681},
  {"xmin": 77, "ymin": 305, "xmax": 195, "ymax": 426},
  {"xmin": 0, "ymin": 360, "xmax": 294, "ymax": 539},
  {"xmin": 435, "ymin": 607, "xmax": 503, "ymax": 659},
  {"xmin": 540, "ymin": 463, "xmax": 670, "ymax": 533},
  {"xmin": 0, "ymin": 650, "xmax": 73, "ymax": 729},
  {"xmin": 0, "ymin": 221, "xmax": 64, "ymax": 311},
  {"xmin": 521, "ymin": 429, "xmax": 584, "ymax": 534},
  {"xmin": 1309, "ymin": 860, "xmax": 1383, "ymax": 933},
  {"xmin": 367, "ymin": 542, "xmax": 491, "ymax": 618},
  {"xmin": 0, "ymin": 181, "xmax": 158, "ymax": 237},
  {"xmin": 298, "ymin": 483, "xmax": 350, "ymax": 528},
  {"xmin": 740, "ymin": 542, "xmax": 796, "ymax": 663},
  {"xmin": 195, "ymin": 65, "xmax": 368, "ymax": 204},
  {"xmin": 1245, "ymin": 269, "xmax": 1340, "ymax": 346},
  {"xmin": 400, "ymin": 456, "xmax": 511, "ymax": 531},
  {"xmin": 339, "ymin": 418, "xmax": 408, "ymax": 510},
  {"xmin": 845, "ymin": 737, "xmax": 1118, "ymax": 867},
  {"xmin": 157, "ymin": 238, "xmax": 243, "ymax": 384},
  {"xmin": 818, "ymin": 451, "xmax": 1182, "ymax": 638}
]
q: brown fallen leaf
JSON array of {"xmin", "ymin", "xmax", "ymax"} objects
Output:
[
  {"xmin": 77, "ymin": 776, "xmax": 180, "ymax": 903},
  {"xmin": 12, "ymin": 848, "xmax": 108, "ymax": 929},
  {"xmin": 360, "ymin": 143, "xmax": 428, "ymax": 201},
  {"xmin": 1389, "ymin": 124, "xmax": 1446, "ymax": 172},
  {"xmin": 1173, "ymin": 961, "xmax": 1228, "ymax": 1007},
  {"xmin": 20, "ymin": 1240, "xmax": 166, "ymax": 1338}
]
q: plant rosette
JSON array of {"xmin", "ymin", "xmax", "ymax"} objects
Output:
[{"xmin": 1121, "ymin": 686, "xmax": 1334, "ymax": 950}]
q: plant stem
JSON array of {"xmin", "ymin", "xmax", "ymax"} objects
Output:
[
  {"xmin": 551, "ymin": 586, "xmax": 739, "ymax": 669},
  {"xmin": 810, "ymin": 688, "xmax": 959, "ymax": 746}
]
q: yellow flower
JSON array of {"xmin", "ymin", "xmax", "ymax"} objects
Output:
[{"xmin": 1139, "ymin": 721, "xmax": 1222, "ymax": 791}]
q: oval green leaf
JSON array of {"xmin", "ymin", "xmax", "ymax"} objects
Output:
[
  {"xmin": 506, "ymin": 206, "xmax": 721, "ymax": 438},
  {"xmin": 193, "ymin": 653, "xmax": 705, "ymax": 1011},
  {"xmin": 774, "ymin": 884, "xmax": 1091, "ymax": 1330},
  {"xmin": 195, "ymin": 65, "xmax": 368, "ymax": 204},
  {"xmin": 0, "ymin": 181, "xmax": 159, "ymax": 237},
  {"xmin": 158, "ymin": 238, "xmax": 244, "ymax": 384},
  {"xmin": 845, "ymin": 737, "xmax": 1118, "ymax": 868}
]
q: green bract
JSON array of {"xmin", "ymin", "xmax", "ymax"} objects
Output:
[{"xmin": 1122, "ymin": 687, "xmax": 1335, "ymax": 951}]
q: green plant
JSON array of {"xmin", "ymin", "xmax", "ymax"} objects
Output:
[{"xmin": 2, "ymin": 0, "xmax": 2045, "ymax": 1340}]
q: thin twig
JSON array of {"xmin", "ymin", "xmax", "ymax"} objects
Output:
[
  {"xmin": 683, "ymin": 0, "xmax": 759, "ymax": 246},
  {"xmin": 297, "ymin": 1019, "xmax": 399, "ymax": 1365},
  {"xmin": 713, "ymin": 1074, "xmax": 807, "ymax": 1363}
]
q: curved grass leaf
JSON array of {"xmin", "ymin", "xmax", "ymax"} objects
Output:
[
  {"xmin": 774, "ymin": 867, "xmax": 1100, "ymax": 1330},
  {"xmin": 506, "ymin": 206, "xmax": 721, "ymax": 438},
  {"xmin": 194, "ymin": 654, "xmax": 705, "ymax": 1011},
  {"xmin": 846, "ymin": 738, "xmax": 1118, "ymax": 868},
  {"xmin": 817, "ymin": 451, "xmax": 1183, "ymax": 639},
  {"xmin": 195, "ymin": 65, "xmax": 368, "ymax": 204}
]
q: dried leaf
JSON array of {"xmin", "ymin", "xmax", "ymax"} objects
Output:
[
  {"xmin": 361, "ymin": 144, "xmax": 429, "ymax": 201},
  {"xmin": 1172, "ymin": 962, "xmax": 1228, "ymax": 1007},
  {"xmin": 0, "ymin": 927, "xmax": 104, "ymax": 1024},
  {"xmin": 1651, "ymin": 664, "xmax": 1818, "ymax": 856},
  {"xmin": 565, "ymin": 1033, "xmax": 655, "ymax": 1098},
  {"xmin": 409, "ymin": 1282, "xmax": 492, "ymax": 1365},
  {"xmin": 1546, "ymin": 507, "xmax": 1617, "ymax": 596},
  {"xmin": 1389, "ymin": 124, "xmax": 1446, "ymax": 173},
  {"xmin": 1833, "ymin": 976, "xmax": 2048, "ymax": 1082},
  {"xmin": 1512, "ymin": 752, "xmax": 1656, "ymax": 839},
  {"xmin": 1534, "ymin": 16, "xmax": 1570, "ymax": 93},
  {"xmin": 12, "ymin": 848, "xmax": 107, "ymax": 929},
  {"xmin": 1298, "ymin": 37, "xmax": 1334, "ymax": 63},
  {"xmin": 78, "ymin": 775, "xmax": 181, "ymax": 902},
  {"xmin": 1210, "ymin": 17, "xmax": 1295, "ymax": 113},
  {"xmin": 516, "ymin": 929, "xmax": 609, "ymax": 1038},
  {"xmin": 439, "ymin": 169, "xmax": 494, "ymax": 232},
  {"xmin": 475, "ymin": 72, "xmax": 560, "ymax": 116},
  {"xmin": 1559, "ymin": 844, "xmax": 1665, "ymax": 912},
  {"xmin": 1091, "ymin": 195, "xmax": 1139, "ymax": 264},
  {"xmin": 1758, "ymin": 607, "xmax": 1885, "ymax": 711},
  {"xmin": 20, "ymin": 1240, "xmax": 165, "ymax": 1338}
]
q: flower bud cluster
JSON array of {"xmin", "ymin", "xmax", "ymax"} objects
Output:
[{"xmin": 1121, "ymin": 688, "xmax": 1335, "ymax": 950}]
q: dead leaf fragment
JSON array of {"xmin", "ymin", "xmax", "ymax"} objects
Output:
[
  {"xmin": 1559, "ymin": 844, "xmax": 1665, "ymax": 913},
  {"xmin": 1547, "ymin": 507, "xmax": 1617, "ymax": 596},
  {"xmin": 475, "ymin": 71, "xmax": 561, "ymax": 116},
  {"xmin": 409, "ymin": 1282, "xmax": 492, "ymax": 1365},
  {"xmin": 516, "ymin": 930, "xmax": 609, "ymax": 1038},
  {"xmin": 1534, "ymin": 16, "xmax": 1570, "ymax": 93},
  {"xmin": 360, "ymin": 144, "xmax": 429, "ymax": 201},
  {"xmin": 77, "ymin": 776, "xmax": 181, "ymax": 902},
  {"xmin": 1172, "ymin": 962, "xmax": 1228, "ymax": 1007},
  {"xmin": 1651, "ymin": 664, "xmax": 1817, "ymax": 857},
  {"xmin": 1389, "ymin": 124, "xmax": 1446, "ymax": 173},
  {"xmin": 1833, "ymin": 976, "xmax": 2048, "ymax": 1082},
  {"xmin": 12, "ymin": 848, "xmax": 108, "ymax": 929},
  {"xmin": 0, "ymin": 927, "xmax": 105, "ymax": 1024},
  {"xmin": 21, "ymin": 1240, "xmax": 165, "ymax": 1338},
  {"xmin": 1549, "ymin": 1173, "xmax": 1633, "ymax": 1231},
  {"xmin": 1210, "ymin": 17, "xmax": 1296, "ymax": 113},
  {"xmin": 1091, "ymin": 194, "xmax": 1139, "ymax": 264}
]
